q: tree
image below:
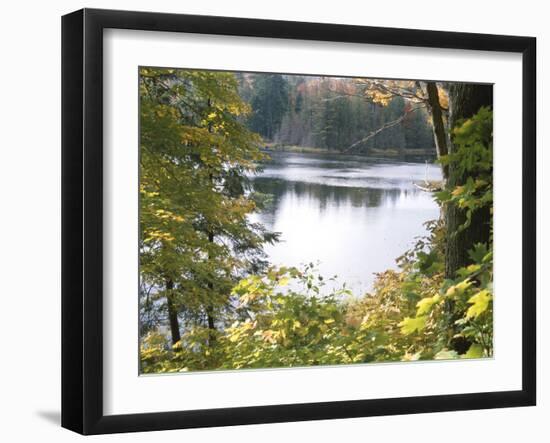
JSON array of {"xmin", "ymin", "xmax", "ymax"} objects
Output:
[
  {"xmin": 139, "ymin": 68, "xmax": 278, "ymax": 354},
  {"xmin": 444, "ymin": 84, "xmax": 493, "ymax": 278},
  {"xmin": 248, "ymin": 74, "xmax": 289, "ymax": 140},
  {"xmin": 241, "ymin": 75, "xmax": 436, "ymax": 154},
  {"xmin": 338, "ymin": 79, "xmax": 435, "ymax": 154}
]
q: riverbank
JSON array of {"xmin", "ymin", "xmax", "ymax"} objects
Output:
[
  {"xmin": 263, "ymin": 143, "xmax": 331, "ymax": 155},
  {"xmin": 263, "ymin": 143, "xmax": 436, "ymax": 159}
]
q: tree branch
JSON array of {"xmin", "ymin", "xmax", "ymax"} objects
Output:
[
  {"xmin": 426, "ymin": 81, "xmax": 449, "ymax": 180},
  {"xmin": 353, "ymin": 79, "xmax": 430, "ymax": 105},
  {"xmin": 343, "ymin": 106, "xmax": 422, "ymax": 153}
]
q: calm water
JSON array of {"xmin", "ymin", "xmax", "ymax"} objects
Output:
[{"xmin": 251, "ymin": 151, "xmax": 443, "ymax": 295}]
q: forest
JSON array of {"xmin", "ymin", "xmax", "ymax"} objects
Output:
[
  {"xmin": 139, "ymin": 68, "xmax": 493, "ymax": 373},
  {"xmin": 239, "ymin": 73, "xmax": 436, "ymax": 156}
]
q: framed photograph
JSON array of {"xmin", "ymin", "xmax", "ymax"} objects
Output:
[{"xmin": 62, "ymin": 8, "xmax": 536, "ymax": 435}]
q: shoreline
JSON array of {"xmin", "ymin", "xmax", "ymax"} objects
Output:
[{"xmin": 262, "ymin": 143, "xmax": 437, "ymax": 159}]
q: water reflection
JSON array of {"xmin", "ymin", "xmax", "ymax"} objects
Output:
[
  {"xmin": 251, "ymin": 152, "xmax": 442, "ymax": 295},
  {"xmin": 254, "ymin": 178, "xmax": 411, "ymax": 214}
]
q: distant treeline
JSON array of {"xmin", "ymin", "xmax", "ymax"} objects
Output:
[{"xmin": 237, "ymin": 73, "xmax": 436, "ymax": 155}]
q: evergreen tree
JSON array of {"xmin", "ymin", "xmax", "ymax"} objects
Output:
[{"xmin": 248, "ymin": 74, "xmax": 289, "ymax": 140}]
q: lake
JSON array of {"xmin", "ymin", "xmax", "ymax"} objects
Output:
[{"xmin": 251, "ymin": 151, "xmax": 443, "ymax": 295}]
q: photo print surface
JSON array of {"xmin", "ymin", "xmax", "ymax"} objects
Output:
[{"xmin": 138, "ymin": 67, "xmax": 493, "ymax": 374}]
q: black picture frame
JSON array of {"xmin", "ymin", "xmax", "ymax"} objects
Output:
[{"xmin": 62, "ymin": 8, "xmax": 536, "ymax": 435}]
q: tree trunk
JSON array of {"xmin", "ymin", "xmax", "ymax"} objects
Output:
[
  {"xmin": 422, "ymin": 83, "xmax": 493, "ymax": 354},
  {"xmin": 205, "ymin": 99, "xmax": 218, "ymax": 345},
  {"xmin": 445, "ymin": 83, "xmax": 493, "ymax": 279},
  {"xmin": 206, "ymin": 230, "xmax": 217, "ymax": 344},
  {"xmin": 165, "ymin": 278, "xmax": 181, "ymax": 345},
  {"xmin": 206, "ymin": 307, "xmax": 216, "ymax": 335},
  {"xmin": 425, "ymin": 82, "xmax": 449, "ymax": 180}
]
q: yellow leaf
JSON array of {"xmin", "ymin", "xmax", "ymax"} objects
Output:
[
  {"xmin": 278, "ymin": 277, "xmax": 290, "ymax": 286},
  {"xmin": 416, "ymin": 294, "xmax": 441, "ymax": 316},
  {"xmin": 445, "ymin": 279, "xmax": 472, "ymax": 298},
  {"xmin": 452, "ymin": 186, "xmax": 464, "ymax": 196},
  {"xmin": 399, "ymin": 316, "xmax": 427, "ymax": 335},
  {"xmin": 466, "ymin": 290, "xmax": 492, "ymax": 318}
]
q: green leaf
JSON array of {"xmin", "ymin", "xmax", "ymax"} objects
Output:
[
  {"xmin": 466, "ymin": 290, "xmax": 492, "ymax": 318},
  {"xmin": 434, "ymin": 189, "xmax": 452, "ymax": 202},
  {"xmin": 468, "ymin": 243, "xmax": 489, "ymax": 263},
  {"xmin": 399, "ymin": 316, "xmax": 427, "ymax": 335},
  {"xmin": 463, "ymin": 343, "xmax": 484, "ymax": 359}
]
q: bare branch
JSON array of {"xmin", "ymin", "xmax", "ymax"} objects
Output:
[
  {"xmin": 413, "ymin": 182, "xmax": 442, "ymax": 192},
  {"xmin": 343, "ymin": 106, "xmax": 422, "ymax": 153}
]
